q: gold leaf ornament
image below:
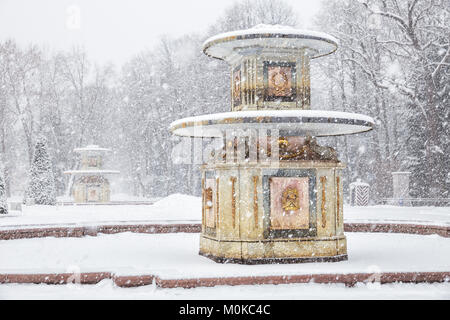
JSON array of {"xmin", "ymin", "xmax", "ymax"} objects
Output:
[
  {"xmin": 282, "ymin": 187, "xmax": 300, "ymax": 212},
  {"xmin": 205, "ymin": 187, "xmax": 213, "ymax": 209},
  {"xmin": 271, "ymin": 70, "xmax": 289, "ymax": 94}
]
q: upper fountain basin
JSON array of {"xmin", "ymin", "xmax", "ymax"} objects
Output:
[
  {"xmin": 170, "ymin": 110, "xmax": 374, "ymax": 138},
  {"xmin": 73, "ymin": 145, "xmax": 112, "ymax": 153},
  {"xmin": 203, "ymin": 24, "xmax": 338, "ymax": 61}
]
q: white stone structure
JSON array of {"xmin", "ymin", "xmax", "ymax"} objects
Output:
[
  {"xmin": 350, "ymin": 179, "xmax": 370, "ymax": 206},
  {"xmin": 64, "ymin": 145, "xmax": 119, "ymax": 203},
  {"xmin": 170, "ymin": 25, "xmax": 375, "ymax": 264}
]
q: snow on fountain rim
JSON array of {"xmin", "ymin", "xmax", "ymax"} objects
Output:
[
  {"xmin": 63, "ymin": 169, "xmax": 120, "ymax": 175},
  {"xmin": 170, "ymin": 110, "xmax": 374, "ymax": 138},
  {"xmin": 171, "ymin": 110, "xmax": 374, "ymax": 128},
  {"xmin": 204, "ymin": 24, "xmax": 339, "ymax": 47},
  {"xmin": 203, "ymin": 24, "xmax": 339, "ymax": 59},
  {"xmin": 73, "ymin": 145, "xmax": 112, "ymax": 153}
]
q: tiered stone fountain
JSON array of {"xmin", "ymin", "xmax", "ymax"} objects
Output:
[
  {"xmin": 170, "ymin": 25, "xmax": 374, "ymax": 264},
  {"xmin": 64, "ymin": 145, "xmax": 119, "ymax": 203}
]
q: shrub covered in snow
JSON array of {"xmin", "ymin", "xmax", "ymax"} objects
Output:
[{"xmin": 25, "ymin": 137, "xmax": 57, "ymax": 205}]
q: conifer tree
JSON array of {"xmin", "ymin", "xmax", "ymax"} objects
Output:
[{"xmin": 26, "ymin": 137, "xmax": 57, "ymax": 205}]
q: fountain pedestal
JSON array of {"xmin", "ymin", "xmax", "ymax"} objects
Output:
[
  {"xmin": 199, "ymin": 160, "xmax": 347, "ymax": 264},
  {"xmin": 171, "ymin": 25, "xmax": 374, "ymax": 263}
]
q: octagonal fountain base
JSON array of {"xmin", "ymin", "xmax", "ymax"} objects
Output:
[
  {"xmin": 199, "ymin": 160, "xmax": 346, "ymax": 263},
  {"xmin": 199, "ymin": 241, "xmax": 348, "ymax": 265}
]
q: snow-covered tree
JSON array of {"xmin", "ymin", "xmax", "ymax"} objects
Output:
[
  {"xmin": 26, "ymin": 137, "xmax": 56, "ymax": 205},
  {"xmin": 0, "ymin": 160, "xmax": 7, "ymax": 214},
  {"xmin": 213, "ymin": 0, "xmax": 298, "ymax": 32},
  {"xmin": 314, "ymin": 0, "xmax": 450, "ymax": 202},
  {"xmin": 0, "ymin": 40, "xmax": 42, "ymax": 165}
]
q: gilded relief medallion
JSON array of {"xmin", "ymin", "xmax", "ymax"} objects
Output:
[
  {"xmin": 269, "ymin": 177, "xmax": 309, "ymax": 230},
  {"xmin": 264, "ymin": 62, "xmax": 296, "ymax": 101},
  {"xmin": 268, "ymin": 67, "xmax": 291, "ymax": 96},
  {"xmin": 282, "ymin": 187, "xmax": 300, "ymax": 212}
]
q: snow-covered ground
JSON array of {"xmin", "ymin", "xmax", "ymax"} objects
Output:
[
  {"xmin": 56, "ymin": 193, "xmax": 161, "ymax": 203},
  {"xmin": 1, "ymin": 281, "xmax": 449, "ymax": 300},
  {"xmin": 2, "ymin": 194, "xmax": 449, "ymax": 230},
  {"xmin": 1, "ymin": 194, "xmax": 449, "ymax": 299},
  {"xmin": 0, "ymin": 232, "xmax": 449, "ymax": 278},
  {"xmin": 345, "ymin": 205, "xmax": 450, "ymax": 226},
  {"xmin": 0, "ymin": 194, "xmax": 200, "ymax": 230}
]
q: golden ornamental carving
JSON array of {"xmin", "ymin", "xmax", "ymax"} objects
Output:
[
  {"xmin": 282, "ymin": 187, "xmax": 300, "ymax": 212},
  {"xmin": 230, "ymin": 177, "xmax": 236, "ymax": 228},
  {"xmin": 278, "ymin": 137, "xmax": 338, "ymax": 162},
  {"xmin": 320, "ymin": 176, "xmax": 327, "ymax": 228},
  {"xmin": 205, "ymin": 187, "xmax": 213, "ymax": 210},
  {"xmin": 270, "ymin": 69, "xmax": 289, "ymax": 95},
  {"xmin": 253, "ymin": 176, "xmax": 259, "ymax": 226},
  {"xmin": 336, "ymin": 176, "xmax": 340, "ymax": 226},
  {"xmin": 233, "ymin": 71, "xmax": 241, "ymax": 101}
]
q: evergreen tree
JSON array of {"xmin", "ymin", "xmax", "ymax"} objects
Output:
[
  {"xmin": 0, "ymin": 161, "xmax": 7, "ymax": 214},
  {"xmin": 26, "ymin": 137, "xmax": 57, "ymax": 205}
]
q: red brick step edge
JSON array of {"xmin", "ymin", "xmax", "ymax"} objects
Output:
[
  {"xmin": 0, "ymin": 223, "xmax": 448, "ymax": 240},
  {"xmin": 0, "ymin": 271, "xmax": 448, "ymax": 288}
]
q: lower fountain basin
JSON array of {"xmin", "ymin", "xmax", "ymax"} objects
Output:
[{"xmin": 170, "ymin": 110, "xmax": 374, "ymax": 137}]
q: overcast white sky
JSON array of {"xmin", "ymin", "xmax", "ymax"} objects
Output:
[{"xmin": 0, "ymin": 0, "xmax": 323, "ymax": 66}]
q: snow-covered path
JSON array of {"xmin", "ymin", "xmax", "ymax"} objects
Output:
[
  {"xmin": 0, "ymin": 232, "xmax": 449, "ymax": 278},
  {"xmin": 344, "ymin": 205, "xmax": 450, "ymax": 227},
  {"xmin": 1, "ymin": 281, "xmax": 449, "ymax": 300},
  {"xmin": 1, "ymin": 194, "xmax": 449, "ymax": 230}
]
